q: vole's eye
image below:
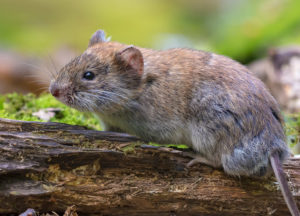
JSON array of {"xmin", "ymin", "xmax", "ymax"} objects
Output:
[{"xmin": 83, "ymin": 71, "xmax": 95, "ymax": 80}]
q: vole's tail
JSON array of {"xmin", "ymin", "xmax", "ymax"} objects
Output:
[{"xmin": 270, "ymin": 152, "xmax": 300, "ymax": 216}]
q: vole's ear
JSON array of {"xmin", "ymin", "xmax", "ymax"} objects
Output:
[
  {"xmin": 114, "ymin": 46, "xmax": 144, "ymax": 76},
  {"xmin": 88, "ymin": 30, "xmax": 110, "ymax": 47}
]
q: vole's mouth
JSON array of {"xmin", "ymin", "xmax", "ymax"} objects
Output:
[
  {"xmin": 53, "ymin": 93, "xmax": 74, "ymax": 108},
  {"xmin": 49, "ymin": 82, "xmax": 79, "ymax": 109}
]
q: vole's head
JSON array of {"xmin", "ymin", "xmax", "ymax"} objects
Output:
[{"xmin": 49, "ymin": 30, "xmax": 144, "ymax": 113}]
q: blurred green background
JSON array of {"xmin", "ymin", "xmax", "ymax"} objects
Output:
[{"xmin": 1, "ymin": 0, "xmax": 300, "ymax": 63}]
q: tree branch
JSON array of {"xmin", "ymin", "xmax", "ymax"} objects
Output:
[{"xmin": 0, "ymin": 118, "xmax": 299, "ymax": 215}]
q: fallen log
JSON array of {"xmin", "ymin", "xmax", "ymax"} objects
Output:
[{"xmin": 0, "ymin": 118, "xmax": 299, "ymax": 216}]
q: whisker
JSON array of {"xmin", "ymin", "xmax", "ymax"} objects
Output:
[
  {"xmin": 35, "ymin": 86, "xmax": 49, "ymax": 93},
  {"xmin": 75, "ymin": 94, "xmax": 97, "ymax": 112},
  {"xmin": 48, "ymin": 55, "xmax": 59, "ymax": 77},
  {"xmin": 26, "ymin": 77, "xmax": 50, "ymax": 88},
  {"xmin": 81, "ymin": 93, "xmax": 116, "ymax": 104},
  {"xmin": 39, "ymin": 59, "xmax": 57, "ymax": 80},
  {"xmin": 17, "ymin": 62, "xmax": 54, "ymax": 81},
  {"xmin": 17, "ymin": 62, "xmax": 45, "ymax": 71},
  {"xmin": 88, "ymin": 89, "xmax": 129, "ymax": 101},
  {"xmin": 73, "ymin": 89, "xmax": 132, "ymax": 113}
]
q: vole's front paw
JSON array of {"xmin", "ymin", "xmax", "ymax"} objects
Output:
[
  {"xmin": 183, "ymin": 152, "xmax": 213, "ymax": 168},
  {"xmin": 186, "ymin": 158, "xmax": 204, "ymax": 168}
]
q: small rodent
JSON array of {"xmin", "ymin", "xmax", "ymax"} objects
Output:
[{"xmin": 50, "ymin": 30, "xmax": 299, "ymax": 215}]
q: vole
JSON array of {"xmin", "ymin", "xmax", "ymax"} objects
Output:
[{"xmin": 49, "ymin": 30, "xmax": 299, "ymax": 215}]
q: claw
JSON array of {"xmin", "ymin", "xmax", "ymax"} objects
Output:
[
  {"xmin": 182, "ymin": 152, "xmax": 214, "ymax": 168},
  {"xmin": 187, "ymin": 158, "xmax": 204, "ymax": 168}
]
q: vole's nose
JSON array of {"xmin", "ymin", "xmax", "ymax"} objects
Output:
[
  {"xmin": 49, "ymin": 83, "xmax": 60, "ymax": 98},
  {"xmin": 52, "ymin": 89, "xmax": 60, "ymax": 98}
]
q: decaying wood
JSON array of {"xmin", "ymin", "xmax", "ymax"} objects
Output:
[{"xmin": 0, "ymin": 118, "xmax": 300, "ymax": 216}]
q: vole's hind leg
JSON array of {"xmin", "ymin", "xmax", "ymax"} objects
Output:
[
  {"xmin": 221, "ymin": 148, "xmax": 270, "ymax": 177},
  {"xmin": 183, "ymin": 152, "xmax": 215, "ymax": 168}
]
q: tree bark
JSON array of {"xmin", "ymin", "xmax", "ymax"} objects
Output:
[{"xmin": 0, "ymin": 118, "xmax": 299, "ymax": 216}]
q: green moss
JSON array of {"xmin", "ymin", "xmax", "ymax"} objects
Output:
[
  {"xmin": 121, "ymin": 142, "xmax": 144, "ymax": 155},
  {"xmin": 0, "ymin": 93, "xmax": 101, "ymax": 130},
  {"xmin": 149, "ymin": 142, "xmax": 189, "ymax": 150}
]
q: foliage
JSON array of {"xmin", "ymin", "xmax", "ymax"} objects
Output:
[
  {"xmin": 0, "ymin": 0, "xmax": 300, "ymax": 63},
  {"xmin": 208, "ymin": 0, "xmax": 300, "ymax": 62}
]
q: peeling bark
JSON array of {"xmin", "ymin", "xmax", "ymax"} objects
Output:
[{"xmin": 0, "ymin": 118, "xmax": 299, "ymax": 216}]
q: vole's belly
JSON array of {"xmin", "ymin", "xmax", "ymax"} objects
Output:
[
  {"xmin": 125, "ymin": 122, "xmax": 190, "ymax": 145},
  {"xmin": 128, "ymin": 119, "xmax": 224, "ymax": 168},
  {"xmin": 100, "ymin": 113, "xmax": 229, "ymax": 168},
  {"xmin": 133, "ymin": 125, "xmax": 190, "ymax": 145},
  {"xmin": 99, "ymin": 113, "xmax": 191, "ymax": 145}
]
